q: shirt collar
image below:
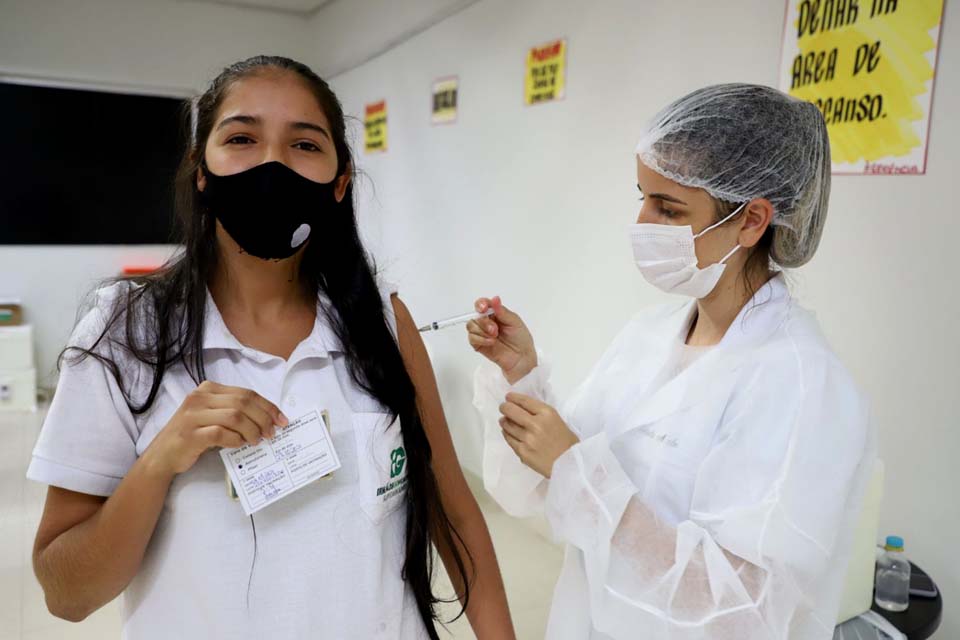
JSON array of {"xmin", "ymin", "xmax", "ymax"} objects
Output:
[{"xmin": 201, "ymin": 288, "xmax": 343, "ymax": 362}]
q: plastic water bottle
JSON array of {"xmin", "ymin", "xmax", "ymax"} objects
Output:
[{"xmin": 875, "ymin": 535, "xmax": 910, "ymax": 612}]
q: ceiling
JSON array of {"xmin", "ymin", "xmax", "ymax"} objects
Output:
[
  {"xmin": 171, "ymin": 0, "xmax": 480, "ymax": 78},
  {"xmin": 177, "ymin": 0, "xmax": 339, "ymax": 17}
]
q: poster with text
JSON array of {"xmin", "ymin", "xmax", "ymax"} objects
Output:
[
  {"xmin": 525, "ymin": 39, "xmax": 566, "ymax": 106},
  {"xmin": 364, "ymin": 100, "xmax": 387, "ymax": 153},
  {"xmin": 431, "ymin": 77, "xmax": 459, "ymax": 125},
  {"xmin": 778, "ymin": 0, "xmax": 944, "ymax": 175}
]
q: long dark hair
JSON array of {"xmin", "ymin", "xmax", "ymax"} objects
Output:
[{"xmin": 63, "ymin": 55, "xmax": 472, "ymax": 635}]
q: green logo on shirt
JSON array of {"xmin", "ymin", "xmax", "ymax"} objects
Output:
[{"xmin": 390, "ymin": 447, "xmax": 406, "ymax": 478}]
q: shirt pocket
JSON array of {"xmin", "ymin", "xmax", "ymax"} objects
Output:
[{"xmin": 352, "ymin": 412, "xmax": 408, "ymax": 524}]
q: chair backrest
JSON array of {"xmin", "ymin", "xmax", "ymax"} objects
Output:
[{"xmin": 837, "ymin": 459, "xmax": 885, "ymax": 624}]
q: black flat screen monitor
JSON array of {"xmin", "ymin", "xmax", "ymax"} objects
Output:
[{"xmin": 0, "ymin": 81, "xmax": 186, "ymax": 245}]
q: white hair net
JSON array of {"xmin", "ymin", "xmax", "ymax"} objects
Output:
[{"xmin": 635, "ymin": 84, "xmax": 831, "ymax": 267}]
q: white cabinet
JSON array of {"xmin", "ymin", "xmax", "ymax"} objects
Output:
[
  {"xmin": 0, "ymin": 325, "xmax": 37, "ymax": 412},
  {"xmin": 0, "ymin": 368, "xmax": 37, "ymax": 412},
  {"xmin": 0, "ymin": 325, "xmax": 34, "ymax": 369}
]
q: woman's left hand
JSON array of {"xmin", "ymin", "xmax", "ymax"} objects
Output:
[{"xmin": 498, "ymin": 393, "xmax": 580, "ymax": 478}]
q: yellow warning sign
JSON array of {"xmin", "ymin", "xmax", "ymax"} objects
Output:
[
  {"xmin": 431, "ymin": 77, "xmax": 459, "ymax": 125},
  {"xmin": 524, "ymin": 39, "xmax": 566, "ymax": 106},
  {"xmin": 778, "ymin": 0, "xmax": 944, "ymax": 174},
  {"xmin": 364, "ymin": 100, "xmax": 387, "ymax": 153}
]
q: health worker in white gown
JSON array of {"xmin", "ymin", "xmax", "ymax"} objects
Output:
[{"xmin": 467, "ymin": 83, "xmax": 876, "ymax": 640}]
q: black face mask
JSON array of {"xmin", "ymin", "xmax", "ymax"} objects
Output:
[{"xmin": 199, "ymin": 161, "xmax": 339, "ymax": 260}]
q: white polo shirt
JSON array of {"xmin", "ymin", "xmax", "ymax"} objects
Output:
[{"xmin": 27, "ymin": 282, "xmax": 428, "ymax": 640}]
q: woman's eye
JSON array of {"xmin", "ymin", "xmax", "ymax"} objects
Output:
[
  {"xmin": 294, "ymin": 141, "xmax": 321, "ymax": 152},
  {"xmin": 659, "ymin": 206, "xmax": 678, "ymax": 219},
  {"xmin": 226, "ymin": 135, "xmax": 254, "ymax": 145}
]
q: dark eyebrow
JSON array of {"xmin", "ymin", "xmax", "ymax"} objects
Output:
[
  {"xmin": 290, "ymin": 121, "xmax": 331, "ymax": 142},
  {"xmin": 215, "ymin": 116, "xmax": 330, "ymax": 142},
  {"xmin": 637, "ymin": 184, "xmax": 687, "ymax": 206},
  {"xmin": 216, "ymin": 114, "xmax": 259, "ymax": 131}
]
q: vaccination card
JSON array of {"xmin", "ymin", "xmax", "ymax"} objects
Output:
[{"xmin": 220, "ymin": 407, "xmax": 341, "ymax": 515}]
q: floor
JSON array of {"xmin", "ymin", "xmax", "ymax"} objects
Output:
[{"xmin": 0, "ymin": 407, "xmax": 563, "ymax": 640}]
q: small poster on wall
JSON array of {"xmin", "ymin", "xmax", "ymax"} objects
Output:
[
  {"xmin": 524, "ymin": 38, "xmax": 566, "ymax": 106},
  {"xmin": 364, "ymin": 100, "xmax": 388, "ymax": 153},
  {"xmin": 778, "ymin": 0, "xmax": 945, "ymax": 175},
  {"xmin": 431, "ymin": 76, "xmax": 459, "ymax": 125}
]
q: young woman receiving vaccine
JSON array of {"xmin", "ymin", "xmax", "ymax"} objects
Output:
[
  {"xmin": 28, "ymin": 56, "xmax": 514, "ymax": 639},
  {"xmin": 468, "ymin": 84, "xmax": 875, "ymax": 639}
]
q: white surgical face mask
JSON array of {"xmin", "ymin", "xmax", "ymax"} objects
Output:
[{"xmin": 629, "ymin": 202, "xmax": 746, "ymax": 298}]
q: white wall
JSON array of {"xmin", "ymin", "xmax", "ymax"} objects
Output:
[
  {"xmin": 0, "ymin": 0, "xmax": 314, "ymax": 385},
  {"xmin": 327, "ymin": 0, "xmax": 959, "ymax": 636}
]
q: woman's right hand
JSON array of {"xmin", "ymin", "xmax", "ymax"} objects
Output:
[
  {"xmin": 144, "ymin": 381, "xmax": 288, "ymax": 476},
  {"xmin": 467, "ymin": 296, "xmax": 537, "ymax": 385}
]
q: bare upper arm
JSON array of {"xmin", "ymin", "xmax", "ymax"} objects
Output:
[
  {"xmin": 34, "ymin": 486, "xmax": 105, "ymax": 559},
  {"xmin": 390, "ymin": 295, "xmax": 477, "ymax": 524}
]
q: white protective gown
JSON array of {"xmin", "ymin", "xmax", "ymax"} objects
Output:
[{"xmin": 474, "ymin": 275, "xmax": 875, "ymax": 639}]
